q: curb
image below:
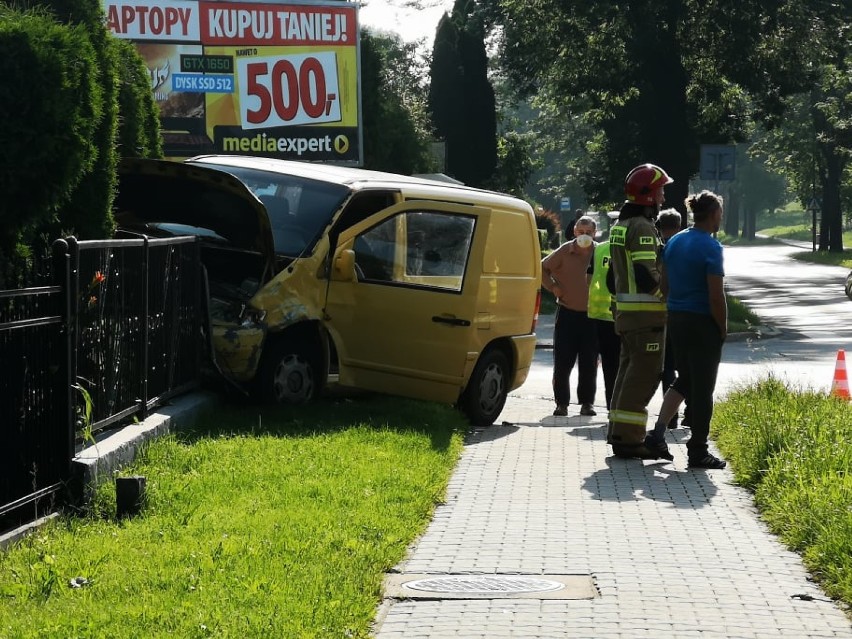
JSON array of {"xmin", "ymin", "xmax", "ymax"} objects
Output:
[
  {"xmin": 726, "ymin": 324, "xmax": 782, "ymax": 342},
  {"xmin": 71, "ymin": 391, "xmax": 221, "ymax": 511}
]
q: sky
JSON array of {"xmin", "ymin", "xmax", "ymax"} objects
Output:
[{"xmin": 357, "ymin": 0, "xmax": 454, "ymax": 47}]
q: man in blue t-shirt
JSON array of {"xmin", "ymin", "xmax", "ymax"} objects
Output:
[{"xmin": 646, "ymin": 191, "xmax": 728, "ymax": 469}]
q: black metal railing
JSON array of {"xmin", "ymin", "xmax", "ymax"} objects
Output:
[
  {"xmin": 0, "ymin": 247, "xmax": 72, "ymax": 531},
  {"xmin": 65, "ymin": 236, "xmax": 203, "ymax": 433},
  {"xmin": 1, "ymin": 235, "xmax": 204, "ymax": 531}
]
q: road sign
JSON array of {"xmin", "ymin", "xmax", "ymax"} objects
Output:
[
  {"xmin": 807, "ymin": 197, "xmax": 821, "ymax": 211},
  {"xmin": 560, "ymin": 197, "xmax": 571, "ymax": 212},
  {"xmin": 699, "ymin": 144, "xmax": 736, "ymax": 181}
]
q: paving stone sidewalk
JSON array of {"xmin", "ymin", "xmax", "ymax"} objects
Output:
[{"xmin": 373, "ymin": 392, "xmax": 852, "ymax": 638}]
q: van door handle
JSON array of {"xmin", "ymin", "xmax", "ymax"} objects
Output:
[{"xmin": 432, "ymin": 316, "xmax": 471, "ymax": 327}]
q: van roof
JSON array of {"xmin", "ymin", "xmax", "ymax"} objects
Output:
[{"xmin": 187, "ymin": 155, "xmax": 530, "ymax": 211}]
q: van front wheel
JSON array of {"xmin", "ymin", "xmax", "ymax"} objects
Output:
[
  {"xmin": 257, "ymin": 340, "xmax": 321, "ymax": 404},
  {"xmin": 459, "ymin": 349, "xmax": 510, "ymax": 427}
]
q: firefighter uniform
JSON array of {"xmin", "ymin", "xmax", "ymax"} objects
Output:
[{"xmin": 607, "ymin": 214, "xmax": 667, "ymax": 449}]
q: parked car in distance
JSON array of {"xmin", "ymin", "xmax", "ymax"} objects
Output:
[
  {"xmin": 115, "ymin": 156, "xmax": 542, "ymax": 425},
  {"xmin": 845, "ymin": 270, "xmax": 852, "ymax": 300}
]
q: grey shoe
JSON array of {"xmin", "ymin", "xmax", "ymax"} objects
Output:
[{"xmin": 579, "ymin": 403, "xmax": 597, "ymax": 416}]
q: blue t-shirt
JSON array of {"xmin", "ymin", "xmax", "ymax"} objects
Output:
[{"xmin": 663, "ymin": 227, "xmax": 724, "ymax": 315}]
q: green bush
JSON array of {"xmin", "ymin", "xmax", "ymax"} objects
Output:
[
  {"xmin": 56, "ymin": 21, "xmax": 119, "ymax": 240},
  {"xmin": 535, "ymin": 207, "xmax": 560, "ymax": 238},
  {"xmin": 537, "ymin": 228, "xmax": 548, "ymax": 252},
  {"xmin": 0, "ymin": 6, "xmax": 101, "ymax": 250},
  {"xmin": 115, "ymin": 38, "xmax": 162, "ymax": 159}
]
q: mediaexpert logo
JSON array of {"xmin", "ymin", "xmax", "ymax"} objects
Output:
[{"xmin": 221, "ymin": 131, "xmax": 351, "ymax": 156}]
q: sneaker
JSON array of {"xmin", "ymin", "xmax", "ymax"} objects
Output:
[
  {"xmin": 688, "ymin": 453, "xmax": 726, "ymax": 469},
  {"xmin": 553, "ymin": 405, "xmax": 568, "ymax": 417},
  {"xmin": 579, "ymin": 403, "xmax": 597, "ymax": 416},
  {"xmin": 643, "ymin": 435, "xmax": 674, "ymax": 461}
]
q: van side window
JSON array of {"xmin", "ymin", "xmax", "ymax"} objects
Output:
[
  {"xmin": 328, "ymin": 191, "xmax": 397, "ymax": 254},
  {"xmin": 353, "ymin": 210, "xmax": 475, "ymax": 292}
]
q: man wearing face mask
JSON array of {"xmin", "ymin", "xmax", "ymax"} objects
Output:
[
  {"xmin": 541, "ymin": 216, "xmax": 599, "ymax": 417},
  {"xmin": 606, "ymin": 164, "xmax": 673, "ymax": 460}
]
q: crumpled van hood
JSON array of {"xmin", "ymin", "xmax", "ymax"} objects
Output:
[{"xmin": 115, "ymin": 158, "xmax": 275, "ymax": 277}]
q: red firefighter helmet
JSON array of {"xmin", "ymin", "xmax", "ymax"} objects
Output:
[{"xmin": 624, "ymin": 164, "xmax": 673, "ymax": 206}]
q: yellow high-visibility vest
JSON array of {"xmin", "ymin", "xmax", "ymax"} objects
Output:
[{"xmin": 587, "ymin": 241, "xmax": 614, "ymax": 321}]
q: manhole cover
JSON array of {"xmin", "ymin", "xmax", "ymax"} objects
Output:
[{"xmin": 403, "ymin": 575, "xmax": 564, "ymax": 594}]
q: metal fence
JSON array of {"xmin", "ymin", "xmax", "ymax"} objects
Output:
[
  {"xmin": 0, "ymin": 275, "xmax": 71, "ymax": 532},
  {"xmin": 0, "ymin": 235, "xmax": 205, "ymax": 531},
  {"xmin": 68, "ymin": 236, "xmax": 204, "ymax": 431}
]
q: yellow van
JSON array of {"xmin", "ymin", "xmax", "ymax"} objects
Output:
[{"xmin": 116, "ymin": 156, "xmax": 541, "ymax": 425}]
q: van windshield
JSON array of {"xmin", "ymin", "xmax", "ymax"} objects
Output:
[{"xmin": 198, "ymin": 163, "xmax": 349, "ymax": 256}]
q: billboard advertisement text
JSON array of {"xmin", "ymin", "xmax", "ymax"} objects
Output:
[{"xmin": 104, "ymin": 0, "xmax": 361, "ymax": 164}]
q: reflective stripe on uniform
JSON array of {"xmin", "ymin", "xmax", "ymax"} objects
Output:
[
  {"xmin": 609, "ymin": 409, "xmax": 648, "ymax": 425},
  {"xmin": 615, "ymin": 301, "xmax": 667, "ymax": 312},
  {"xmin": 616, "ymin": 292, "xmax": 665, "ymax": 311},
  {"xmin": 617, "ymin": 293, "xmax": 661, "ymax": 302},
  {"xmin": 629, "ymin": 250, "xmax": 657, "ymax": 261}
]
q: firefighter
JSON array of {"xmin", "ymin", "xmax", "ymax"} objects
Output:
[{"xmin": 606, "ymin": 164, "xmax": 673, "ymax": 460}]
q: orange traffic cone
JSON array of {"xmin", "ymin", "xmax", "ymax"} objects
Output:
[{"xmin": 831, "ymin": 349, "xmax": 851, "ymax": 400}]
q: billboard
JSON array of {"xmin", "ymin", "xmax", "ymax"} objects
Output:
[{"xmin": 105, "ymin": 0, "xmax": 362, "ymax": 164}]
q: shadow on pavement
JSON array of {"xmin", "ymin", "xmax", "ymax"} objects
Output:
[
  {"xmin": 582, "ymin": 456, "xmax": 718, "ymax": 508},
  {"xmin": 465, "ymin": 422, "xmax": 520, "ymax": 444}
]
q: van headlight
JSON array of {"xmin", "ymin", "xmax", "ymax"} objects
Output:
[{"xmin": 239, "ymin": 304, "xmax": 267, "ymax": 327}]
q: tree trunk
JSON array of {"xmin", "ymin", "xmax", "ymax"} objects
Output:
[
  {"xmin": 724, "ymin": 190, "xmax": 740, "ymax": 237},
  {"xmin": 819, "ymin": 148, "xmax": 845, "ymax": 252}
]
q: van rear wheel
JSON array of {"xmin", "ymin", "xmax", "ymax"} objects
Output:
[
  {"xmin": 257, "ymin": 340, "xmax": 321, "ymax": 404},
  {"xmin": 459, "ymin": 349, "xmax": 510, "ymax": 427}
]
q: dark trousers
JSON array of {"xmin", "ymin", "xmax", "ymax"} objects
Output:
[
  {"xmin": 660, "ymin": 329, "xmax": 676, "ymax": 395},
  {"xmin": 607, "ymin": 326, "xmax": 665, "ymax": 446},
  {"xmin": 668, "ymin": 311, "xmax": 724, "ymax": 459},
  {"xmin": 593, "ymin": 319, "xmax": 620, "ymax": 409},
  {"xmin": 552, "ymin": 307, "xmax": 597, "ymax": 406}
]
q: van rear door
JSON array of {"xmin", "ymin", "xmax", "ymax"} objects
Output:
[{"xmin": 324, "ymin": 201, "xmax": 489, "ymax": 404}]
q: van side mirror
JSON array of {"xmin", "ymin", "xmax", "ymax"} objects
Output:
[{"xmin": 332, "ymin": 249, "xmax": 356, "ymax": 281}]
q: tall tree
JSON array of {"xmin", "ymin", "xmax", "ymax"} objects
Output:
[
  {"xmin": 484, "ymin": 0, "xmax": 849, "ymax": 215},
  {"xmin": 429, "ymin": 0, "xmax": 497, "ymax": 187},
  {"xmin": 361, "ymin": 30, "xmax": 434, "ymax": 174},
  {"xmin": 757, "ymin": 73, "xmax": 852, "ymax": 252}
]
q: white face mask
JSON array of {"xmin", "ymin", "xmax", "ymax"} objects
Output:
[{"xmin": 575, "ymin": 233, "xmax": 593, "ymax": 248}]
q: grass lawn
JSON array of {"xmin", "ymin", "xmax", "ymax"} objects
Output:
[
  {"xmin": 0, "ymin": 397, "xmax": 466, "ymax": 638},
  {"xmin": 727, "ymin": 294, "xmax": 762, "ymax": 333},
  {"xmin": 789, "ymin": 249, "xmax": 852, "ymax": 269},
  {"xmin": 713, "ymin": 378, "xmax": 852, "ymax": 609}
]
